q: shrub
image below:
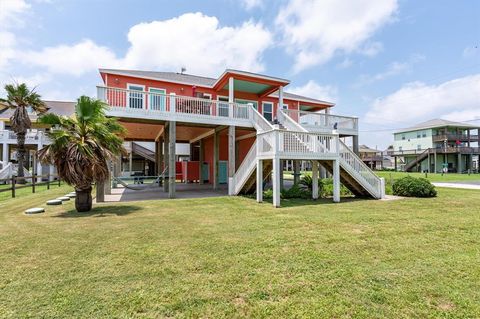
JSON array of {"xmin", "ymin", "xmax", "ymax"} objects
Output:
[
  {"xmin": 321, "ymin": 178, "xmax": 353, "ymax": 197},
  {"xmin": 392, "ymin": 176, "xmax": 437, "ymax": 197},
  {"xmin": 299, "ymin": 175, "xmax": 323, "ymax": 194},
  {"xmin": 281, "ymin": 184, "xmax": 311, "ymax": 199}
]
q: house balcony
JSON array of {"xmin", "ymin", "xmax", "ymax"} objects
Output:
[
  {"xmin": 0, "ymin": 130, "xmax": 49, "ymax": 145},
  {"xmin": 282, "ymin": 109, "xmax": 358, "ymax": 136},
  {"xmin": 97, "ymin": 86, "xmax": 254, "ymax": 128},
  {"xmin": 432, "ymin": 134, "xmax": 479, "ymax": 143}
]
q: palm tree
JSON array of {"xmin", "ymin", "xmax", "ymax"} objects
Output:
[
  {"xmin": 1, "ymin": 83, "xmax": 47, "ymax": 181},
  {"xmin": 38, "ymin": 96, "xmax": 125, "ymax": 212}
]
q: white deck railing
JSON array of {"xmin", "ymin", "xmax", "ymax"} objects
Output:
[
  {"xmin": 97, "ymin": 86, "xmax": 252, "ymax": 125},
  {"xmin": 257, "ymin": 130, "xmax": 338, "ymax": 158},
  {"xmin": 283, "ymin": 109, "xmax": 358, "ymax": 134},
  {"xmin": 0, "ymin": 130, "xmax": 49, "ymax": 145},
  {"xmin": 251, "ymin": 106, "xmax": 274, "ymax": 132}
]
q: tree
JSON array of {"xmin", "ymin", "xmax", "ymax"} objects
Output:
[
  {"xmin": 38, "ymin": 96, "xmax": 125, "ymax": 212},
  {"xmin": 1, "ymin": 83, "xmax": 47, "ymax": 181}
]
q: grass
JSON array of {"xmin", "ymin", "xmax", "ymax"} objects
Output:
[
  {"xmin": 1, "ymin": 187, "xmax": 480, "ymax": 317},
  {"xmin": 376, "ymin": 171, "xmax": 480, "ymax": 183},
  {"xmin": 0, "ymin": 180, "xmax": 63, "ymax": 202}
]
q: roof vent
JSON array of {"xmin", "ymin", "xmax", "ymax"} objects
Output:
[{"xmin": 180, "ymin": 67, "xmax": 186, "ymax": 74}]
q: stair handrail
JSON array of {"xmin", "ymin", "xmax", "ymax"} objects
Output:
[
  {"xmin": 230, "ymin": 140, "xmax": 258, "ymax": 195},
  {"xmin": 250, "ymin": 106, "xmax": 274, "ymax": 132},
  {"xmin": 403, "ymin": 148, "xmax": 430, "ymax": 171},
  {"xmin": 338, "ymin": 140, "xmax": 382, "ymax": 197},
  {"xmin": 277, "ymin": 109, "xmax": 308, "ymax": 132}
]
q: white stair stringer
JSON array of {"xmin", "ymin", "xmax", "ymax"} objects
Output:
[
  {"xmin": 230, "ymin": 140, "xmax": 258, "ymax": 195},
  {"xmin": 338, "ymin": 140, "xmax": 383, "ymax": 199}
]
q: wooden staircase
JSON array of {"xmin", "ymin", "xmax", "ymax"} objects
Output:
[
  {"xmin": 319, "ymin": 160, "xmax": 370, "ymax": 197},
  {"xmin": 404, "ymin": 149, "xmax": 430, "ymax": 172},
  {"xmin": 238, "ymin": 159, "xmax": 272, "ymax": 194}
]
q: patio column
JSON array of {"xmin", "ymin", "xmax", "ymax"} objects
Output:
[
  {"xmin": 168, "ymin": 121, "xmax": 176, "ymax": 198},
  {"xmin": 2, "ymin": 143, "xmax": 7, "ymax": 162},
  {"xmin": 199, "ymin": 139, "xmax": 204, "ymax": 184},
  {"xmin": 36, "ymin": 134, "xmax": 43, "ymax": 182},
  {"xmin": 272, "ymin": 157, "xmax": 281, "ymax": 208},
  {"xmin": 163, "ymin": 122, "xmax": 169, "ymax": 192},
  {"xmin": 228, "ymin": 126, "xmax": 235, "ymax": 195},
  {"xmin": 256, "ymin": 159, "xmax": 263, "ymax": 203},
  {"xmin": 128, "ymin": 148, "xmax": 133, "ymax": 176},
  {"xmin": 228, "ymin": 77, "xmax": 234, "ymax": 117},
  {"xmin": 158, "ymin": 137, "xmax": 163, "ymax": 185},
  {"xmin": 434, "ymin": 151, "xmax": 437, "ymax": 173},
  {"xmin": 353, "ymin": 135, "xmax": 359, "ymax": 155},
  {"xmin": 312, "ymin": 160, "xmax": 319, "ymax": 200},
  {"xmin": 279, "ymin": 85, "xmax": 284, "ymax": 113},
  {"xmin": 457, "ymin": 153, "xmax": 462, "ymax": 173},
  {"xmin": 279, "ymin": 160, "xmax": 284, "ymax": 190},
  {"xmin": 213, "ymin": 129, "xmax": 219, "ymax": 190},
  {"xmin": 332, "ymin": 159, "xmax": 340, "ymax": 203}
]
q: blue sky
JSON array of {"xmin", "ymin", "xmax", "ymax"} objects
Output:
[{"xmin": 1, "ymin": 0, "xmax": 479, "ymax": 148}]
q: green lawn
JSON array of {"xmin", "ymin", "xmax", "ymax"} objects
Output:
[
  {"xmin": 0, "ymin": 180, "xmax": 63, "ymax": 202},
  {"xmin": 376, "ymin": 171, "xmax": 480, "ymax": 183},
  {"xmin": 1, "ymin": 187, "xmax": 480, "ymax": 317}
]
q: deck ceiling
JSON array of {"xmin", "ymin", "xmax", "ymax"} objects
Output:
[
  {"xmin": 120, "ymin": 121, "xmax": 255, "ymax": 142},
  {"xmin": 223, "ymin": 79, "xmax": 271, "ymax": 94}
]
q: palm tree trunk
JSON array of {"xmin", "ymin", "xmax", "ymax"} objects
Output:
[
  {"xmin": 75, "ymin": 187, "xmax": 92, "ymax": 212},
  {"xmin": 16, "ymin": 132, "xmax": 26, "ymax": 184}
]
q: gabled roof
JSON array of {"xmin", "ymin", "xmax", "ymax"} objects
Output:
[
  {"xmin": 99, "ymin": 68, "xmax": 217, "ymax": 87},
  {"xmin": 99, "ymin": 68, "xmax": 333, "ymax": 106},
  {"xmin": 395, "ymin": 118, "xmax": 480, "ymax": 134},
  {"xmin": 359, "ymin": 144, "xmax": 379, "ymax": 153}
]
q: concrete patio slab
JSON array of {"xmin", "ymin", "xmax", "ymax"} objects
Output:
[{"xmin": 101, "ymin": 183, "xmax": 229, "ymax": 202}]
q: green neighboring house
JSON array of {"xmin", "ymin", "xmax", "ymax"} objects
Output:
[{"xmin": 392, "ymin": 119, "xmax": 480, "ymax": 173}]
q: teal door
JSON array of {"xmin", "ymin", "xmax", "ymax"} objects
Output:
[
  {"xmin": 218, "ymin": 161, "xmax": 228, "ymax": 184},
  {"xmin": 201, "ymin": 163, "xmax": 209, "ymax": 182}
]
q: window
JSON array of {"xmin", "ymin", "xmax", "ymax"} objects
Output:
[
  {"xmin": 127, "ymin": 84, "xmax": 145, "ymax": 109},
  {"xmin": 399, "ymin": 146, "xmax": 403, "ymax": 151},
  {"xmin": 235, "ymin": 99, "xmax": 258, "ymax": 110},
  {"xmin": 417, "ymin": 144, "xmax": 422, "ymax": 150},
  {"xmin": 262, "ymin": 102, "xmax": 273, "ymax": 122},
  {"xmin": 218, "ymin": 96, "xmax": 229, "ymax": 117},
  {"xmin": 402, "ymin": 134, "xmax": 405, "ymax": 140},
  {"xmin": 416, "ymin": 131, "xmax": 421, "ymax": 138},
  {"xmin": 148, "ymin": 87, "xmax": 166, "ymax": 111},
  {"xmin": 422, "ymin": 131, "xmax": 427, "ymax": 137}
]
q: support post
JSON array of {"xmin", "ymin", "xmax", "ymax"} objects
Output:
[
  {"xmin": 199, "ymin": 139, "xmax": 204, "ymax": 184},
  {"xmin": 352, "ymin": 135, "xmax": 359, "ymax": 155},
  {"xmin": 279, "ymin": 160, "xmax": 284, "ymax": 190},
  {"xmin": 278, "ymin": 86, "xmax": 284, "ymax": 117},
  {"xmin": 256, "ymin": 159, "xmax": 263, "ymax": 203},
  {"xmin": 434, "ymin": 151, "xmax": 437, "ymax": 173},
  {"xmin": 332, "ymin": 159, "xmax": 340, "ymax": 203},
  {"xmin": 2, "ymin": 143, "xmax": 7, "ymax": 162},
  {"xmin": 164, "ymin": 122, "xmax": 170, "ymax": 192},
  {"xmin": 457, "ymin": 153, "xmax": 462, "ymax": 173},
  {"xmin": 213, "ymin": 130, "xmax": 219, "ymax": 190},
  {"xmin": 228, "ymin": 77, "xmax": 234, "ymax": 118},
  {"xmin": 96, "ymin": 182, "xmax": 105, "ymax": 203},
  {"xmin": 168, "ymin": 121, "xmax": 176, "ymax": 198},
  {"xmin": 228, "ymin": 126, "xmax": 235, "ymax": 195},
  {"xmin": 312, "ymin": 160, "xmax": 319, "ymax": 200},
  {"xmin": 293, "ymin": 160, "xmax": 300, "ymax": 184},
  {"xmin": 158, "ymin": 137, "xmax": 163, "ymax": 185},
  {"xmin": 272, "ymin": 157, "xmax": 281, "ymax": 207}
]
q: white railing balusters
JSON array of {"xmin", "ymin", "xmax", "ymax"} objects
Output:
[{"xmin": 282, "ymin": 109, "xmax": 358, "ymax": 133}]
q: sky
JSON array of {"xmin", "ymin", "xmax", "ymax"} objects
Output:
[{"xmin": 1, "ymin": 0, "xmax": 479, "ymax": 148}]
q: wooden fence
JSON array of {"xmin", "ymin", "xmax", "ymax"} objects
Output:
[{"xmin": 0, "ymin": 174, "xmax": 61, "ymax": 198}]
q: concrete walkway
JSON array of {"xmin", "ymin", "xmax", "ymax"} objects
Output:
[
  {"xmin": 432, "ymin": 182, "xmax": 480, "ymax": 190},
  {"xmin": 103, "ymin": 183, "xmax": 228, "ymax": 202}
]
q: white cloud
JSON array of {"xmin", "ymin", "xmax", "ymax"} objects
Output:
[
  {"xmin": 364, "ymin": 74, "xmax": 480, "ymax": 125},
  {"xmin": 357, "ymin": 54, "xmax": 425, "ymax": 85},
  {"xmin": 21, "ymin": 39, "xmax": 121, "ymax": 76},
  {"xmin": 0, "ymin": 0, "xmax": 30, "ymax": 24},
  {"xmin": 241, "ymin": 0, "xmax": 264, "ymax": 10},
  {"xmin": 275, "ymin": 0, "xmax": 398, "ymax": 72},
  {"xmin": 463, "ymin": 46, "xmax": 479, "ymax": 58},
  {"xmin": 16, "ymin": 12, "xmax": 272, "ymax": 78},
  {"xmin": 122, "ymin": 13, "xmax": 272, "ymax": 76},
  {"xmin": 289, "ymin": 80, "xmax": 337, "ymax": 103}
]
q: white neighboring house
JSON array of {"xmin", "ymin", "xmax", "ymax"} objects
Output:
[{"xmin": 0, "ymin": 100, "xmax": 76, "ymax": 181}]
